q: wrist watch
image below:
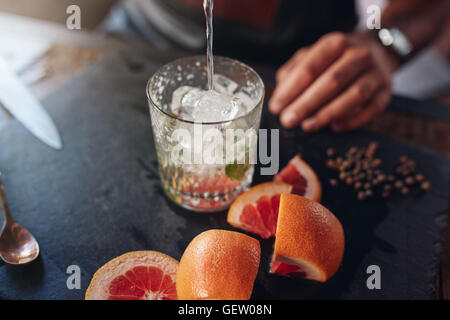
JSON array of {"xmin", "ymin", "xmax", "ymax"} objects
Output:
[{"xmin": 376, "ymin": 28, "xmax": 413, "ymax": 61}]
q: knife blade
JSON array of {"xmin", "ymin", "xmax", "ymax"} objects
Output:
[{"xmin": 0, "ymin": 56, "xmax": 62, "ymax": 150}]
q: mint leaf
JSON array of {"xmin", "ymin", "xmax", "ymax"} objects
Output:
[{"xmin": 225, "ymin": 163, "xmax": 249, "ymax": 180}]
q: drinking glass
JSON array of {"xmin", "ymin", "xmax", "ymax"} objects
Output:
[{"xmin": 147, "ymin": 56, "xmax": 264, "ymax": 212}]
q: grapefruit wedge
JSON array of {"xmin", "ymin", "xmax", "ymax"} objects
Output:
[
  {"xmin": 85, "ymin": 251, "xmax": 179, "ymax": 300},
  {"xmin": 227, "ymin": 182, "xmax": 293, "ymax": 239},
  {"xmin": 176, "ymin": 230, "xmax": 260, "ymax": 300},
  {"xmin": 270, "ymin": 194, "xmax": 345, "ymax": 282},
  {"xmin": 274, "ymin": 155, "xmax": 321, "ymax": 202}
]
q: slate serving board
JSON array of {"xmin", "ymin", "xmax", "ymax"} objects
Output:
[{"xmin": 0, "ymin": 50, "xmax": 449, "ymax": 300}]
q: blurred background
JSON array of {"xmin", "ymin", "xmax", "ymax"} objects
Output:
[
  {"xmin": 0, "ymin": 0, "xmax": 448, "ymax": 102},
  {"xmin": 0, "ymin": 0, "xmax": 116, "ymax": 29}
]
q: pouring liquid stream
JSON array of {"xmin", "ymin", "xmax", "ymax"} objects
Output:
[
  {"xmin": 152, "ymin": 0, "xmax": 263, "ymax": 211},
  {"xmin": 170, "ymin": 0, "xmax": 249, "ymax": 123},
  {"xmin": 204, "ymin": 0, "xmax": 214, "ymax": 90}
]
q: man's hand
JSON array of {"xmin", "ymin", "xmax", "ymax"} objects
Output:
[{"xmin": 269, "ymin": 31, "xmax": 399, "ymax": 131}]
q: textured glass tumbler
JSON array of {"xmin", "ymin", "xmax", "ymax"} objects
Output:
[{"xmin": 147, "ymin": 56, "xmax": 264, "ymax": 212}]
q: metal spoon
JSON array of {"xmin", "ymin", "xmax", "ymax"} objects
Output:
[{"xmin": 0, "ymin": 172, "xmax": 39, "ymax": 264}]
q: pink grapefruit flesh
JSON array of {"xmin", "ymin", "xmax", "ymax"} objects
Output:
[
  {"xmin": 273, "ymin": 155, "xmax": 322, "ymax": 202},
  {"xmin": 85, "ymin": 251, "xmax": 179, "ymax": 300},
  {"xmin": 227, "ymin": 182, "xmax": 293, "ymax": 239},
  {"xmin": 108, "ymin": 266, "xmax": 177, "ymax": 300}
]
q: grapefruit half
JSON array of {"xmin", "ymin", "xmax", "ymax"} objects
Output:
[
  {"xmin": 85, "ymin": 251, "xmax": 179, "ymax": 300},
  {"xmin": 270, "ymin": 194, "xmax": 345, "ymax": 282},
  {"xmin": 227, "ymin": 182, "xmax": 293, "ymax": 238},
  {"xmin": 274, "ymin": 155, "xmax": 321, "ymax": 202},
  {"xmin": 176, "ymin": 230, "xmax": 260, "ymax": 300}
]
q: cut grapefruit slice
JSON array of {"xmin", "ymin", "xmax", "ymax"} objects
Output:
[
  {"xmin": 270, "ymin": 194, "xmax": 345, "ymax": 282},
  {"xmin": 274, "ymin": 155, "xmax": 322, "ymax": 202},
  {"xmin": 176, "ymin": 230, "xmax": 260, "ymax": 300},
  {"xmin": 227, "ymin": 182, "xmax": 293, "ymax": 238},
  {"xmin": 85, "ymin": 251, "xmax": 179, "ymax": 300}
]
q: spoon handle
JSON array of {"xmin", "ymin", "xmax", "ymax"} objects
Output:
[{"xmin": 0, "ymin": 172, "xmax": 14, "ymax": 225}]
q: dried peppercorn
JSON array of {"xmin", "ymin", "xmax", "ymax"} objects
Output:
[
  {"xmin": 326, "ymin": 148, "xmax": 336, "ymax": 157},
  {"xmin": 324, "ymin": 141, "xmax": 429, "ymax": 202},
  {"xmin": 421, "ymin": 181, "xmax": 431, "ymax": 191}
]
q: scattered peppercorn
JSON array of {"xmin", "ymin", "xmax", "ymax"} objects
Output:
[
  {"xmin": 325, "ymin": 142, "xmax": 429, "ymax": 201},
  {"xmin": 401, "ymin": 187, "xmax": 409, "ymax": 195},
  {"xmin": 415, "ymin": 173, "xmax": 424, "ymax": 182},
  {"xmin": 371, "ymin": 158, "xmax": 382, "ymax": 168},
  {"xmin": 329, "ymin": 179, "xmax": 338, "ymax": 187},
  {"xmin": 348, "ymin": 146, "xmax": 358, "ymax": 156},
  {"xmin": 406, "ymin": 160, "xmax": 416, "ymax": 170},
  {"xmin": 365, "ymin": 142, "xmax": 378, "ymax": 159},
  {"xmin": 405, "ymin": 176, "xmax": 415, "ymax": 186},
  {"xmin": 326, "ymin": 159, "xmax": 335, "ymax": 168},
  {"xmin": 421, "ymin": 181, "xmax": 431, "ymax": 191},
  {"xmin": 395, "ymin": 180, "xmax": 404, "ymax": 189},
  {"xmin": 326, "ymin": 148, "xmax": 335, "ymax": 158}
]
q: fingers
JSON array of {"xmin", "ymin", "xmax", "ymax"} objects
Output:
[
  {"xmin": 301, "ymin": 68, "xmax": 384, "ymax": 131},
  {"xmin": 275, "ymin": 48, "xmax": 308, "ymax": 84},
  {"xmin": 331, "ymin": 87, "xmax": 391, "ymax": 131},
  {"xmin": 279, "ymin": 46, "xmax": 373, "ymax": 128},
  {"xmin": 269, "ymin": 32, "xmax": 349, "ymax": 115}
]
